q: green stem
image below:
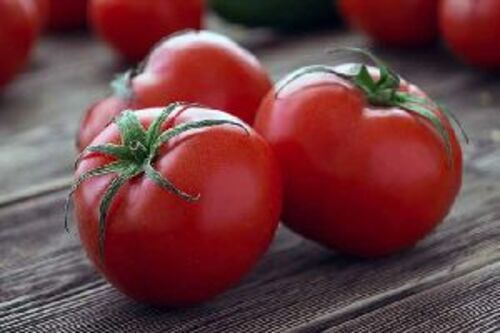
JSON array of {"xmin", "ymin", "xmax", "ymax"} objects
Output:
[
  {"xmin": 275, "ymin": 48, "xmax": 468, "ymax": 161},
  {"xmin": 65, "ymin": 104, "xmax": 249, "ymax": 262}
]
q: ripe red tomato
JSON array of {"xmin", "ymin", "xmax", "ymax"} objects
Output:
[
  {"xmin": 0, "ymin": 0, "xmax": 40, "ymax": 89},
  {"xmin": 31, "ymin": 0, "xmax": 49, "ymax": 28},
  {"xmin": 46, "ymin": 0, "xmax": 88, "ymax": 31},
  {"xmin": 339, "ymin": 0, "xmax": 438, "ymax": 47},
  {"xmin": 77, "ymin": 30, "xmax": 272, "ymax": 151},
  {"xmin": 440, "ymin": 0, "xmax": 500, "ymax": 68},
  {"xmin": 90, "ymin": 0, "xmax": 204, "ymax": 61},
  {"xmin": 71, "ymin": 104, "xmax": 282, "ymax": 305},
  {"xmin": 255, "ymin": 55, "xmax": 463, "ymax": 257}
]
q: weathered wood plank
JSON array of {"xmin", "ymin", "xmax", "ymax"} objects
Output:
[
  {"xmin": 0, "ymin": 140, "xmax": 498, "ymax": 332},
  {"xmin": 1, "ymin": 27, "xmax": 500, "ymax": 202},
  {"xmin": 323, "ymin": 262, "xmax": 500, "ymax": 333},
  {"xmin": 0, "ymin": 32, "xmax": 116, "ymax": 201}
]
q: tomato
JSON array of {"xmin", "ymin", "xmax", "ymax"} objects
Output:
[
  {"xmin": 440, "ymin": 0, "xmax": 500, "ymax": 68},
  {"xmin": 77, "ymin": 30, "xmax": 272, "ymax": 151},
  {"xmin": 255, "ymin": 52, "xmax": 464, "ymax": 257},
  {"xmin": 46, "ymin": 0, "xmax": 88, "ymax": 31},
  {"xmin": 70, "ymin": 104, "xmax": 282, "ymax": 305},
  {"xmin": 31, "ymin": 0, "xmax": 49, "ymax": 28},
  {"xmin": 0, "ymin": 0, "xmax": 40, "ymax": 89},
  {"xmin": 90, "ymin": 0, "xmax": 204, "ymax": 61},
  {"xmin": 339, "ymin": 0, "xmax": 438, "ymax": 47}
]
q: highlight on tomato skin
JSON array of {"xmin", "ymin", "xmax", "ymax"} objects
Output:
[
  {"xmin": 339, "ymin": 0, "xmax": 439, "ymax": 47},
  {"xmin": 70, "ymin": 104, "xmax": 283, "ymax": 306},
  {"xmin": 77, "ymin": 30, "xmax": 272, "ymax": 152},
  {"xmin": 89, "ymin": 0, "xmax": 204, "ymax": 62},
  {"xmin": 255, "ymin": 53, "xmax": 464, "ymax": 258},
  {"xmin": 440, "ymin": 0, "xmax": 500, "ymax": 68}
]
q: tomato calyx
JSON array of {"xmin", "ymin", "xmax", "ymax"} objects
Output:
[
  {"xmin": 276, "ymin": 48, "xmax": 468, "ymax": 158},
  {"xmin": 110, "ymin": 62, "xmax": 144, "ymax": 102},
  {"xmin": 65, "ymin": 102, "xmax": 249, "ymax": 261}
]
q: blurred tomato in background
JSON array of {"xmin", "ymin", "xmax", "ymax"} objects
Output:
[
  {"xmin": 0, "ymin": 0, "xmax": 40, "ymax": 89},
  {"xmin": 339, "ymin": 0, "xmax": 438, "ymax": 47},
  {"xmin": 45, "ymin": 0, "xmax": 88, "ymax": 31},
  {"xmin": 78, "ymin": 30, "xmax": 272, "ymax": 150},
  {"xmin": 30, "ymin": 0, "xmax": 49, "ymax": 28},
  {"xmin": 89, "ymin": 0, "xmax": 204, "ymax": 62},
  {"xmin": 440, "ymin": 0, "xmax": 500, "ymax": 68}
]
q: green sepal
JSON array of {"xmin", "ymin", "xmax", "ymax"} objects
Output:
[
  {"xmin": 144, "ymin": 163, "xmax": 200, "ymax": 202},
  {"xmin": 65, "ymin": 103, "xmax": 249, "ymax": 263},
  {"xmin": 86, "ymin": 144, "xmax": 134, "ymax": 161},
  {"xmin": 97, "ymin": 167, "xmax": 142, "ymax": 261},
  {"xmin": 158, "ymin": 119, "xmax": 249, "ymax": 145},
  {"xmin": 398, "ymin": 101, "xmax": 452, "ymax": 158},
  {"xmin": 64, "ymin": 161, "xmax": 133, "ymax": 233},
  {"xmin": 146, "ymin": 103, "xmax": 180, "ymax": 146},
  {"xmin": 274, "ymin": 48, "xmax": 468, "ymax": 161},
  {"xmin": 275, "ymin": 65, "xmax": 338, "ymax": 97}
]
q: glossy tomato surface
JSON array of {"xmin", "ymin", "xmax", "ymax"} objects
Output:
[
  {"xmin": 20, "ymin": 0, "xmax": 45, "ymax": 31},
  {"xmin": 77, "ymin": 30, "xmax": 272, "ymax": 151},
  {"xmin": 440, "ymin": 0, "xmax": 500, "ymax": 68},
  {"xmin": 339, "ymin": 0, "xmax": 438, "ymax": 47},
  {"xmin": 255, "ymin": 68, "xmax": 462, "ymax": 257},
  {"xmin": 46, "ymin": 0, "xmax": 87, "ymax": 30},
  {"xmin": 74, "ymin": 107, "xmax": 282, "ymax": 305},
  {"xmin": 77, "ymin": 96, "xmax": 127, "ymax": 150},
  {"xmin": 0, "ymin": 0, "xmax": 39, "ymax": 89},
  {"xmin": 90, "ymin": 0, "xmax": 204, "ymax": 61}
]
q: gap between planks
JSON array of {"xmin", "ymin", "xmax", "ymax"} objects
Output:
[
  {"xmin": 289, "ymin": 249, "xmax": 500, "ymax": 333},
  {"xmin": 0, "ymin": 177, "xmax": 72, "ymax": 210},
  {"xmin": 325, "ymin": 260, "xmax": 500, "ymax": 333}
]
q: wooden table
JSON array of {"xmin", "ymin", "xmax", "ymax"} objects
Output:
[{"xmin": 1, "ymin": 22, "xmax": 499, "ymax": 332}]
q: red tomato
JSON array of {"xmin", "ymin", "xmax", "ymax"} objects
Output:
[
  {"xmin": 47, "ymin": 0, "xmax": 87, "ymax": 31},
  {"xmin": 340, "ymin": 0, "xmax": 438, "ymax": 47},
  {"xmin": 77, "ymin": 30, "xmax": 272, "ymax": 151},
  {"xmin": 255, "ymin": 59, "xmax": 463, "ymax": 257},
  {"xmin": 72, "ymin": 105, "xmax": 282, "ymax": 305},
  {"xmin": 31, "ymin": 0, "xmax": 49, "ymax": 28},
  {"xmin": 0, "ymin": 0, "xmax": 39, "ymax": 89},
  {"xmin": 440, "ymin": 0, "xmax": 500, "ymax": 68},
  {"xmin": 90, "ymin": 0, "xmax": 204, "ymax": 61}
]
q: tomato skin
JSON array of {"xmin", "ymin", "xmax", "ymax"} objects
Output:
[
  {"xmin": 77, "ymin": 31, "xmax": 272, "ymax": 151},
  {"xmin": 19, "ymin": 0, "xmax": 45, "ymax": 31},
  {"xmin": 339, "ymin": 0, "xmax": 438, "ymax": 47},
  {"xmin": 46, "ymin": 0, "xmax": 87, "ymax": 30},
  {"xmin": 255, "ymin": 69, "xmax": 462, "ymax": 257},
  {"xmin": 0, "ymin": 0, "xmax": 39, "ymax": 89},
  {"xmin": 440, "ymin": 0, "xmax": 500, "ymax": 68},
  {"xmin": 74, "ymin": 107, "xmax": 282, "ymax": 305},
  {"xmin": 29, "ymin": 0, "xmax": 49, "ymax": 28},
  {"xmin": 90, "ymin": 0, "xmax": 204, "ymax": 61},
  {"xmin": 77, "ymin": 96, "xmax": 128, "ymax": 152}
]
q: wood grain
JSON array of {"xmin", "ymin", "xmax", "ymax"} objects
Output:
[
  {"xmin": 326, "ymin": 262, "xmax": 500, "ymax": 333},
  {"xmin": 0, "ymin": 140, "xmax": 499, "ymax": 332}
]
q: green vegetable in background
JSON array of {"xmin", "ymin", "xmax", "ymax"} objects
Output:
[{"xmin": 210, "ymin": 0, "xmax": 340, "ymax": 31}]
